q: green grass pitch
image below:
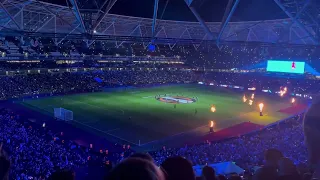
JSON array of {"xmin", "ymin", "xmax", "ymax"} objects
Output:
[{"xmin": 20, "ymin": 84, "xmax": 288, "ymax": 146}]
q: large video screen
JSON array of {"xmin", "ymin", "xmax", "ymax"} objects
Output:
[{"xmin": 267, "ymin": 60, "xmax": 305, "ymax": 74}]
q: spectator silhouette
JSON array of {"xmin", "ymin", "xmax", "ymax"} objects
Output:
[
  {"xmin": 130, "ymin": 152, "xmax": 154, "ymax": 162},
  {"xmin": 304, "ymin": 99, "xmax": 320, "ymax": 180},
  {"xmin": 302, "ymin": 173, "xmax": 312, "ymax": 180},
  {"xmin": 243, "ymin": 170, "xmax": 253, "ymax": 180},
  {"xmin": 161, "ymin": 156, "xmax": 195, "ymax": 180},
  {"xmin": 48, "ymin": 170, "xmax": 75, "ymax": 180},
  {"xmin": 0, "ymin": 157, "xmax": 9, "ymax": 180},
  {"xmin": 106, "ymin": 157, "xmax": 165, "ymax": 180},
  {"xmin": 201, "ymin": 166, "xmax": 217, "ymax": 180},
  {"xmin": 0, "ymin": 143, "xmax": 10, "ymax": 180},
  {"xmin": 277, "ymin": 157, "xmax": 301, "ymax": 180},
  {"xmin": 217, "ymin": 175, "xmax": 227, "ymax": 180},
  {"xmin": 253, "ymin": 148, "xmax": 283, "ymax": 180},
  {"xmin": 229, "ymin": 174, "xmax": 242, "ymax": 180}
]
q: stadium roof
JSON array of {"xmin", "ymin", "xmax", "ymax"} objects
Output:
[
  {"xmin": 43, "ymin": 0, "xmax": 287, "ymax": 22},
  {"xmin": 0, "ymin": 0, "xmax": 319, "ymax": 46}
]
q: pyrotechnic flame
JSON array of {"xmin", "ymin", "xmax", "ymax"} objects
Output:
[
  {"xmin": 210, "ymin": 106, "xmax": 216, "ymax": 112},
  {"xmin": 210, "ymin": 121, "xmax": 214, "ymax": 128},
  {"xmin": 259, "ymin": 103, "xmax": 264, "ymax": 112},
  {"xmin": 243, "ymin": 95, "xmax": 247, "ymax": 102},
  {"xmin": 280, "ymin": 91, "xmax": 285, "ymax": 97}
]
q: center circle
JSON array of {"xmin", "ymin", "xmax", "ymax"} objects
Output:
[{"xmin": 156, "ymin": 95, "xmax": 197, "ymax": 104}]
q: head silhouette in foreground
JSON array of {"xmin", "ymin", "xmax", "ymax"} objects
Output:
[
  {"xmin": 0, "ymin": 143, "xmax": 10, "ymax": 180},
  {"xmin": 161, "ymin": 156, "xmax": 195, "ymax": 180},
  {"xmin": 253, "ymin": 148, "xmax": 283, "ymax": 180},
  {"xmin": 106, "ymin": 157, "xmax": 165, "ymax": 180},
  {"xmin": 304, "ymin": 98, "xmax": 320, "ymax": 179}
]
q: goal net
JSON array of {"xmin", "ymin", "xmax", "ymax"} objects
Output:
[{"xmin": 54, "ymin": 108, "xmax": 73, "ymax": 121}]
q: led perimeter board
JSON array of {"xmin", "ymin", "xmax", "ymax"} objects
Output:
[{"xmin": 267, "ymin": 60, "xmax": 305, "ymax": 74}]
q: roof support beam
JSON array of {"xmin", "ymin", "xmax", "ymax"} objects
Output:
[
  {"xmin": 0, "ymin": 1, "xmax": 21, "ymax": 29},
  {"xmin": 184, "ymin": 0, "xmax": 214, "ymax": 40},
  {"xmin": 35, "ymin": 15, "xmax": 55, "ymax": 32},
  {"xmin": 294, "ymin": 0, "xmax": 310, "ymax": 20},
  {"xmin": 38, "ymin": 0, "xmax": 82, "ymax": 34},
  {"xmin": 0, "ymin": 8, "xmax": 23, "ymax": 31},
  {"xmin": 68, "ymin": 0, "xmax": 86, "ymax": 33},
  {"xmin": 220, "ymin": 0, "xmax": 234, "ymax": 31},
  {"xmin": 188, "ymin": 6, "xmax": 214, "ymax": 40},
  {"xmin": 216, "ymin": 0, "xmax": 240, "ymax": 47},
  {"xmin": 92, "ymin": 0, "xmax": 117, "ymax": 32},
  {"xmin": 57, "ymin": 24, "xmax": 80, "ymax": 44},
  {"xmin": 274, "ymin": 0, "xmax": 318, "ymax": 45},
  {"xmin": 275, "ymin": 0, "xmax": 311, "ymax": 43},
  {"xmin": 151, "ymin": 0, "xmax": 159, "ymax": 40}
]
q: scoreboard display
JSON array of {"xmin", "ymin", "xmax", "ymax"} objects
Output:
[{"xmin": 267, "ymin": 60, "xmax": 305, "ymax": 74}]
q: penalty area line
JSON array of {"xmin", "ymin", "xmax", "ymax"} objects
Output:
[
  {"xmin": 72, "ymin": 120, "xmax": 139, "ymax": 146},
  {"xmin": 65, "ymin": 98, "xmax": 124, "ymax": 115},
  {"xmin": 105, "ymin": 128, "xmax": 120, "ymax": 132},
  {"xmin": 142, "ymin": 96, "xmax": 153, "ymax": 98}
]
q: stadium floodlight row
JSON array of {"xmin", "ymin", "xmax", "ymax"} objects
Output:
[{"xmin": 0, "ymin": 0, "xmax": 316, "ymax": 46}]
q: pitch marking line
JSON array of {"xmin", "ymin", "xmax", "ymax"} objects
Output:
[
  {"xmin": 73, "ymin": 120, "xmax": 138, "ymax": 146},
  {"xmin": 80, "ymin": 119, "xmax": 100, "ymax": 124},
  {"xmin": 61, "ymin": 99, "xmax": 139, "ymax": 145},
  {"xmin": 130, "ymin": 91, "xmax": 141, "ymax": 94},
  {"xmin": 65, "ymin": 98, "xmax": 125, "ymax": 115},
  {"xmin": 24, "ymin": 101, "xmax": 133, "ymax": 145},
  {"xmin": 142, "ymin": 96, "xmax": 153, "ymax": 98},
  {"xmin": 105, "ymin": 128, "xmax": 120, "ymax": 132}
]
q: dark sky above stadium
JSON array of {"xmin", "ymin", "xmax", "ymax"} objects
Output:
[{"xmin": 47, "ymin": 0, "xmax": 287, "ymax": 22}]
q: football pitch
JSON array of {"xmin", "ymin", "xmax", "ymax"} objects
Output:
[{"xmin": 20, "ymin": 84, "xmax": 289, "ymax": 146}]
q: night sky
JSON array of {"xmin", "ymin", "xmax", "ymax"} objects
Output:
[{"xmin": 46, "ymin": 0, "xmax": 287, "ymax": 22}]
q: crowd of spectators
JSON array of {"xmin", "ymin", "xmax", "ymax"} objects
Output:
[
  {"xmin": 0, "ymin": 70, "xmax": 198, "ymax": 100},
  {"xmin": 0, "ymin": 62, "xmax": 319, "ymax": 179},
  {"xmin": 150, "ymin": 114, "xmax": 307, "ymax": 169},
  {"xmin": 200, "ymin": 72, "xmax": 320, "ymax": 95},
  {"xmin": 0, "ymin": 69, "xmax": 319, "ymax": 101},
  {"xmin": 100, "ymin": 70, "xmax": 197, "ymax": 86},
  {"xmin": 0, "ymin": 73, "xmax": 101, "ymax": 100},
  {"xmin": 0, "ymin": 71, "xmax": 317, "ymax": 179},
  {"xmin": 0, "ymin": 98, "xmax": 318, "ymax": 180},
  {"xmin": 3, "ymin": 35, "xmax": 320, "ymax": 72},
  {"xmin": 0, "ymin": 108, "xmax": 86, "ymax": 179},
  {"xmin": 0, "ymin": 108, "xmax": 135, "ymax": 180}
]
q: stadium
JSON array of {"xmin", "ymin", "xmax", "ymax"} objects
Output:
[{"xmin": 0, "ymin": 0, "xmax": 319, "ymax": 179}]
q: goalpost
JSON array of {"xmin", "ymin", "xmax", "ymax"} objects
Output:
[{"xmin": 54, "ymin": 108, "xmax": 73, "ymax": 121}]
